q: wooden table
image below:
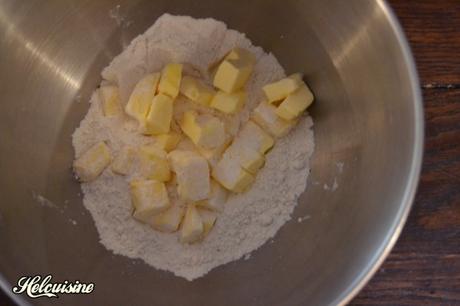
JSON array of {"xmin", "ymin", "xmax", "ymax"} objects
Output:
[{"xmin": 1, "ymin": 1, "xmax": 459, "ymax": 305}]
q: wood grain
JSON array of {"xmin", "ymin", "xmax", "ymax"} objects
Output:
[{"xmin": 388, "ymin": 0, "xmax": 460, "ymax": 86}]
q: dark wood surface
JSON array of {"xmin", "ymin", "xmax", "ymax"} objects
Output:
[{"xmin": 1, "ymin": 1, "xmax": 459, "ymax": 305}]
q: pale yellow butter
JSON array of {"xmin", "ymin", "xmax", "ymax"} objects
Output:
[
  {"xmin": 195, "ymin": 139, "xmax": 231, "ymax": 168},
  {"xmin": 180, "ymin": 205, "xmax": 204, "ymax": 244},
  {"xmin": 155, "ymin": 132, "xmax": 182, "ymax": 152},
  {"xmin": 99, "ymin": 85, "xmax": 122, "ymax": 116},
  {"xmin": 73, "ymin": 142, "xmax": 111, "ymax": 182},
  {"xmin": 180, "ymin": 111, "xmax": 226, "ymax": 149},
  {"xmin": 208, "ymin": 47, "xmax": 256, "ymax": 78},
  {"xmin": 158, "ymin": 63, "xmax": 183, "ymax": 98},
  {"xmin": 175, "ymin": 137, "xmax": 198, "ymax": 152},
  {"xmin": 141, "ymin": 144, "xmax": 168, "ymax": 159},
  {"xmin": 233, "ymin": 121, "xmax": 274, "ymax": 155},
  {"xmin": 224, "ymin": 48, "xmax": 256, "ymax": 64},
  {"xmin": 210, "ymin": 90, "xmax": 246, "ymax": 114},
  {"xmin": 252, "ymin": 101, "xmax": 296, "ymax": 138},
  {"xmin": 197, "ymin": 208, "xmax": 217, "ymax": 238},
  {"xmin": 144, "ymin": 93, "xmax": 173, "ymax": 135},
  {"xmin": 212, "ymin": 155, "xmax": 254, "ymax": 193},
  {"xmin": 130, "ymin": 179, "xmax": 171, "ymax": 223},
  {"xmin": 125, "ymin": 73, "xmax": 160, "ymax": 124},
  {"xmin": 262, "ymin": 74, "xmax": 303, "ymax": 104},
  {"xmin": 169, "ymin": 150, "xmax": 211, "ymax": 202},
  {"xmin": 180, "ymin": 76, "xmax": 215, "ymax": 106},
  {"xmin": 213, "ymin": 49, "xmax": 255, "ymax": 94},
  {"xmin": 275, "ymin": 84, "xmax": 314, "ymax": 120},
  {"xmin": 225, "ymin": 143, "xmax": 265, "ymax": 175},
  {"xmin": 139, "ymin": 145, "xmax": 171, "ymax": 182},
  {"xmin": 111, "ymin": 147, "xmax": 136, "ymax": 175},
  {"xmin": 196, "ymin": 180, "xmax": 228, "ymax": 212},
  {"xmin": 151, "ymin": 203, "xmax": 185, "ymax": 233}
]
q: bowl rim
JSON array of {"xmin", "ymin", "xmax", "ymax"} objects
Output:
[{"xmin": 333, "ymin": 1, "xmax": 424, "ymax": 305}]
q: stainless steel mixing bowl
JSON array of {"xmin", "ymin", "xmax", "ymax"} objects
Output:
[{"xmin": 0, "ymin": 0, "xmax": 423, "ymax": 305}]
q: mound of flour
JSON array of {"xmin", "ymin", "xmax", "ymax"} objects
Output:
[{"xmin": 72, "ymin": 14, "xmax": 314, "ymax": 281}]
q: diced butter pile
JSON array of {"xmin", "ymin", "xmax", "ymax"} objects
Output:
[{"xmin": 73, "ymin": 48, "xmax": 314, "ymax": 244}]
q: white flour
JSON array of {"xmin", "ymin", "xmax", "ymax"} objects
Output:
[{"xmin": 72, "ymin": 14, "xmax": 314, "ymax": 281}]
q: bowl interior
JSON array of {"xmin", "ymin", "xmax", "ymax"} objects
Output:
[{"xmin": 0, "ymin": 0, "xmax": 421, "ymax": 305}]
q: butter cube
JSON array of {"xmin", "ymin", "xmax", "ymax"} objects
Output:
[
  {"xmin": 99, "ymin": 85, "xmax": 122, "ymax": 116},
  {"xmin": 180, "ymin": 205, "xmax": 204, "ymax": 244},
  {"xmin": 210, "ymin": 90, "xmax": 246, "ymax": 114},
  {"xmin": 169, "ymin": 150, "xmax": 211, "ymax": 202},
  {"xmin": 213, "ymin": 55, "xmax": 254, "ymax": 93},
  {"xmin": 125, "ymin": 73, "xmax": 160, "ymax": 124},
  {"xmin": 275, "ymin": 84, "xmax": 314, "ymax": 120},
  {"xmin": 139, "ymin": 145, "xmax": 171, "ymax": 182},
  {"xmin": 158, "ymin": 63, "xmax": 183, "ymax": 98},
  {"xmin": 224, "ymin": 48, "xmax": 256, "ymax": 64},
  {"xmin": 155, "ymin": 132, "xmax": 182, "ymax": 152},
  {"xmin": 73, "ymin": 142, "xmax": 111, "ymax": 182},
  {"xmin": 225, "ymin": 144, "xmax": 265, "ymax": 174},
  {"xmin": 111, "ymin": 147, "xmax": 136, "ymax": 175},
  {"xmin": 196, "ymin": 139, "xmax": 231, "ymax": 167},
  {"xmin": 234, "ymin": 121, "xmax": 274, "ymax": 154},
  {"xmin": 196, "ymin": 180, "xmax": 228, "ymax": 212},
  {"xmin": 212, "ymin": 155, "xmax": 254, "ymax": 193},
  {"xmin": 144, "ymin": 93, "xmax": 173, "ymax": 135},
  {"xmin": 151, "ymin": 203, "xmax": 185, "ymax": 233},
  {"xmin": 180, "ymin": 76, "xmax": 215, "ymax": 106},
  {"xmin": 252, "ymin": 101, "xmax": 296, "ymax": 137},
  {"xmin": 130, "ymin": 180, "xmax": 171, "ymax": 223},
  {"xmin": 197, "ymin": 208, "xmax": 217, "ymax": 237},
  {"xmin": 175, "ymin": 137, "xmax": 197, "ymax": 151},
  {"xmin": 208, "ymin": 48, "xmax": 256, "ymax": 77},
  {"xmin": 141, "ymin": 144, "xmax": 168, "ymax": 159},
  {"xmin": 180, "ymin": 111, "xmax": 226, "ymax": 149},
  {"xmin": 262, "ymin": 74, "xmax": 303, "ymax": 104}
]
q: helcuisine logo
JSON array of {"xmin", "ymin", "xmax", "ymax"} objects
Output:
[{"xmin": 12, "ymin": 275, "xmax": 94, "ymax": 298}]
